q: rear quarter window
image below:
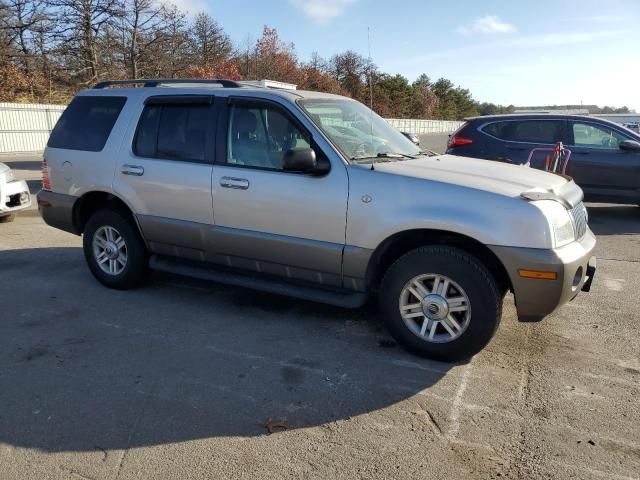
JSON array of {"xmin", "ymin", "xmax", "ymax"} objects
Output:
[
  {"xmin": 47, "ymin": 96, "xmax": 126, "ymax": 152},
  {"xmin": 482, "ymin": 121, "xmax": 511, "ymax": 140}
]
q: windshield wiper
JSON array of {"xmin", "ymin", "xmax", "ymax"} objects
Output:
[{"xmin": 351, "ymin": 152, "xmax": 417, "ymax": 162}]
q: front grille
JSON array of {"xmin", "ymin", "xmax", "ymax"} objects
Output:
[
  {"xmin": 569, "ymin": 202, "xmax": 588, "ymax": 239},
  {"xmin": 6, "ymin": 193, "xmax": 21, "ymax": 208}
]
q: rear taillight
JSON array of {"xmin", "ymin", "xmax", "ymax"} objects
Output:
[
  {"xmin": 42, "ymin": 157, "xmax": 51, "ymax": 191},
  {"xmin": 447, "ymin": 122, "xmax": 473, "ymax": 149},
  {"xmin": 448, "ymin": 136, "xmax": 473, "ymax": 148}
]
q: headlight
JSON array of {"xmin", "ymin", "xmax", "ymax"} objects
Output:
[
  {"xmin": 1, "ymin": 169, "xmax": 15, "ymax": 183},
  {"xmin": 533, "ymin": 200, "xmax": 575, "ymax": 248}
]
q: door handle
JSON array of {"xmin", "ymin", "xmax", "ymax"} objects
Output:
[
  {"xmin": 121, "ymin": 165, "xmax": 144, "ymax": 176},
  {"xmin": 220, "ymin": 176, "xmax": 249, "ymax": 190}
]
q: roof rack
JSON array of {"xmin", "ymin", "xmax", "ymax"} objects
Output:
[{"xmin": 92, "ymin": 79, "xmax": 245, "ymax": 89}]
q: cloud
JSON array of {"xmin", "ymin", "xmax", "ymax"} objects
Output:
[
  {"xmin": 397, "ymin": 29, "xmax": 627, "ymax": 65},
  {"xmin": 457, "ymin": 15, "xmax": 516, "ymax": 36},
  {"xmin": 580, "ymin": 14, "xmax": 626, "ymax": 23},
  {"xmin": 289, "ymin": 0, "xmax": 356, "ymax": 24},
  {"xmin": 165, "ymin": 0, "xmax": 211, "ymax": 15}
]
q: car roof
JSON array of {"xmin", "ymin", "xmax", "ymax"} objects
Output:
[
  {"xmin": 465, "ymin": 113, "xmax": 602, "ymax": 122},
  {"xmin": 465, "ymin": 113, "xmax": 638, "ymax": 129},
  {"xmin": 76, "ymin": 84, "xmax": 350, "ymax": 102}
]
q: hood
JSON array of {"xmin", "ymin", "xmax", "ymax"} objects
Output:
[
  {"xmin": 0, "ymin": 163, "xmax": 9, "ymax": 175},
  {"xmin": 370, "ymin": 154, "xmax": 581, "ymax": 205}
]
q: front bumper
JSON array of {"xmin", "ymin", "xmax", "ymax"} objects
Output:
[
  {"xmin": 490, "ymin": 230, "xmax": 596, "ymax": 322},
  {"xmin": 0, "ymin": 179, "xmax": 31, "ymax": 215}
]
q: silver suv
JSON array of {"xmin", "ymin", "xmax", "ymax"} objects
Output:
[{"xmin": 37, "ymin": 79, "xmax": 596, "ymax": 361}]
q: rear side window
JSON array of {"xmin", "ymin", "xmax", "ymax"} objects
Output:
[
  {"xmin": 482, "ymin": 121, "xmax": 511, "ymax": 140},
  {"xmin": 48, "ymin": 96, "xmax": 126, "ymax": 151},
  {"xmin": 134, "ymin": 103, "xmax": 210, "ymax": 161},
  {"xmin": 483, "ymin": 120, "xmax": 564, "ymax": 144}
]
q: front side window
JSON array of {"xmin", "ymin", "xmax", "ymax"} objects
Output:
[
  {"xmin": 572, "ymin": 122, "xmax": 628, "ymax": 150},
  {"xmin": 134, "ymin": 103, "xmax": 209, "ymax": 161},
  {"xmin": 227, "ymin": 104, "xmax": 310, "ymax": 170},
  {"xmin": 48, "ymin": 96, "xmax": 126, "ymax": 152},
  {"xmin": 299, "ymin": 99, "xmax": 420, "ymax": 161}
]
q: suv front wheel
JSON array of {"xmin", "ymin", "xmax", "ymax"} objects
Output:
[
  {"xmin": 379, "ymin": 246, "xmax": 502, "ymax": 362},
  {"xmin": 83, "ymin": 209, "xmax": 148, "ymax": 289}
]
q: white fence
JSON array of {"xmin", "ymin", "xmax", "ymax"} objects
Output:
[
  {"xmin": 386, "ymin": 118, "xmax": 464, "ymax": 135},
  {"xmin": 0, "ymin": 102, "xmax": 66, "ymax": 153},
  {"xmin": 0, "ymin": 102, "xmax": 462, "ymax": 154}
]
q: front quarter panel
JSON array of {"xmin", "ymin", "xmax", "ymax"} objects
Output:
[{"xmin": 345, "ymin": 165, "xmax": 553, "ymax": 250}]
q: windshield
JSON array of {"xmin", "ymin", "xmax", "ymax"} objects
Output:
[{"xmin": 298, "ymin": 98, "xmax": 422, "ymax": 162}]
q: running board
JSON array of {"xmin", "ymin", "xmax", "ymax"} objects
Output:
[{"xmin": 149, "ymin": 255, "xmax": 368, "ymax": 309}]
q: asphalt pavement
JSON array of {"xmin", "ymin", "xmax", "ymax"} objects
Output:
[{"xmin": 0, "ymin": 152, "xmax": 638, "ymax": 480}]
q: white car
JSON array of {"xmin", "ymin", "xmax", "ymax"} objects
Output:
[{"xmin": 0, "ymin": 162, "xmax": 32, "ymax": 222}]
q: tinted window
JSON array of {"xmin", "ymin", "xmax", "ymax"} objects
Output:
[
  {"xmin": 483, "ymin": 121, "xmax": 511, "ymax": 140},
  {"xmin": 512, "ymin": 121, "xmax": 563, "ymax": 143},
  {"xmin": 134, "ymin": 104, "xmax": 209, "ymax": 161},
  {"xmin": 48, "ymin": 96, "xmax": 126, "ymax": 151},
  {"xmin": 572, "ymin": 122, "xmax": 628, "ymax": 150},
  {"xmin": 227, "ymin": 104, "xmax": 310, "ymax": 170},
  {"xmin": 134, "ymin": 105, "xmax": 161, "ymax": 157},
  {"xmin": 483, "ymin": 120, "xmax": 563, "ymax": 144}
]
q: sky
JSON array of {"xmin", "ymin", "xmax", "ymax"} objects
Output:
[{"xmin": 174, "ymin": 0, "xmax": 640, "ymax": 111}]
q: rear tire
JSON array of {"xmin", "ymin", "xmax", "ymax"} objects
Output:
[
  {"xmin": 0, "ymin": 214, "xmax": 15, "ymax": 223},
  {"xmin": 83, "ymin": 209, "xmax": 148, "ymax": 289},
  {"xmin": 379, "ymin": 246, "xmax": 502, "ymax": 362}
]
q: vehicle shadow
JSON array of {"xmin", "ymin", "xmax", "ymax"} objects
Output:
[
  {"xmin": 0, "ymin": 247, "xmax": 454, "ymax": 452},
  {"xmin": 586, "ymin": 203, "xmax": 640, "ymax": 235}
]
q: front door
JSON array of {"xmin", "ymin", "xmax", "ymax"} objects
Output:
[
  {"xmin": 567, "ymin": 120, "xmax": 640, "ymax": 202},
  {"xmin": 113, "ymin": 95, "xmax": 216, "ymax": 260},
  {"xmin": 210, "ymin": 98, "xmax": 349, "ymax": 287}
]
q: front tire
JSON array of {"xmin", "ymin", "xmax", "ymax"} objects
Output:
[
  {"xmin": 83, "ymin": 209, "xmax": 148, "ymax": 289},
  {"xmin": 0, "ymin": 214, "xmax": 15, "ymax": 223},
  {"xmin": 379, "ymin": 246, "xmax": 502, "ymax": 362}
]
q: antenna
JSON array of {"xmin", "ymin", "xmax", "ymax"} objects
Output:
[{"xmin": 367, "ymin": 26, "xmax": 374, "ymax": 110}]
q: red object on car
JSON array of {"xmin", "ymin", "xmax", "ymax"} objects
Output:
[{"xmin": 448, "ymin": 122, "xmax": 473, "ymax": 148}]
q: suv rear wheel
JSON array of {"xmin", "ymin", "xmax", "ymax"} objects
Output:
[
  {"xmin": 83, "ymin": 209, "xmax": 148, "ymax": 289},
  {"xmin": 379, "ymin": 246, "xmax": 502, "ymax": 362}
]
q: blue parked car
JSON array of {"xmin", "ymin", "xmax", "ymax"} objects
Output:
[{"xmin": 446, "ymin": 114, "xmax": 640, "ymax": 205}]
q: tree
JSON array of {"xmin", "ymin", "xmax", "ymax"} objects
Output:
[
  {"xmin": 330, "ymin": 50, "xmax": 368, "ymax": 101},
  {"xmin": 50, "ymin": 0, "xmax": 121, "ymax": 84},
  {"xmin": 298, "ymin": 52, "xmax": 342, "ymax": 93},
  {"xmin": 181, "ymin": 60, "xmax": 241, "ymax": 81},
  {"xmin": 146, "ymin": 3, "xmax": 190, "ymax": 78},
  {"xmin": 117, "ymin": 0, "xmax": 165, "ymax": 78},
  {"xmin": 250, "ymin": 25, "xmax": 298, "ymax": 82},
  {"xmin": 189, "ymin": 12, "xmax": 231, "ymax": 67},
  {"xmin": 411, "ymin": 74, "xmax": 438, "ymax": 119}
]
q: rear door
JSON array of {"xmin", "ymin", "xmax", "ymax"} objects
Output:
[
  {"xmin": 567, "ymin": 120, "xmax": 640, "ymax": 201},
  {"xmin": 113, "ymin": 94, "xmax": 216, "ymax": 260},
  {"xmin": 501, "ymin": 119, "xmax": 566, "ymax": 165}
]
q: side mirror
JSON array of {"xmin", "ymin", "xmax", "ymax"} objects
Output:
[
  {"xmin": 401, "ymin": 131, "xmax": 420, "ymax": 145},
  {"xmin": 283, "ymin": 148, "xmax": 320, "ymax": 173},
  {"xmin": 619, "ymin": 140, "xmax": 640, "ymax": 153}
]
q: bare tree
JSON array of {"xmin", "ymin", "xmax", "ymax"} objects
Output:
[
  {"xmin": 50, "ymin": 0, "xmax": 120, "ymax": 84},
  {"xmin": 117, "ymin": 0, "xmax": 164, "ymax": 78},
  {"xmin": 0, "ymin": 0, "xmax": 46, "ymax": 71}
]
